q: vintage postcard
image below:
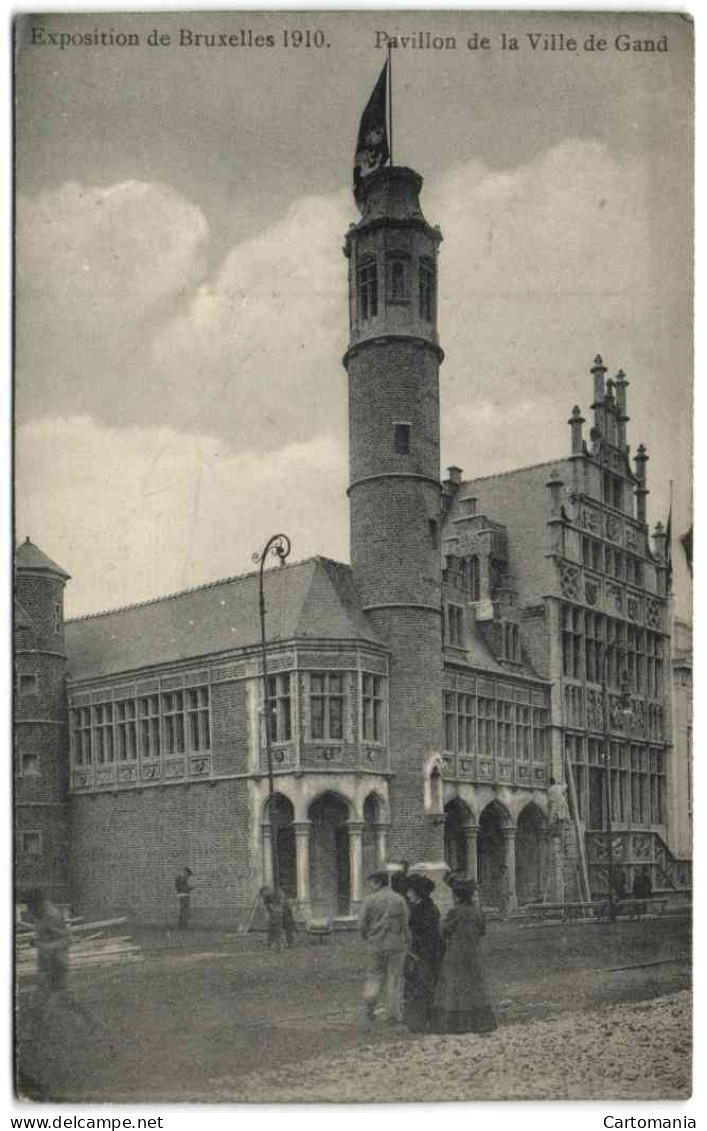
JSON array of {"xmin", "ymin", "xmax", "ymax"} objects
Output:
[{"xmin": 13, "ymin": 9, "xmax": 693, "ymax": 1108}]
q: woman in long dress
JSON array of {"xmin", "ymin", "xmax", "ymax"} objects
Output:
[
  {"xmin": 434, "ymin": 879, "xmax": 496, "ymax": 1034},
  {"xmin": 403, "ymin": 874, "xmax": 442, "ymax": 1032}
]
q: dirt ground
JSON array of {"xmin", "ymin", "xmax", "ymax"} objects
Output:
[{"xmin": 16, "ymin": 914, "xmax": 692, "ymax": 1103}]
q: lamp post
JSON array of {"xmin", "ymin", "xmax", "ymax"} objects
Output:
[
  {"xmin": 601, "ymin": 644, "xmax": 632, "ymax": 922},
  {"xmin": 252, "ymin": 533, "xmax": 292, "ymax": 893}
]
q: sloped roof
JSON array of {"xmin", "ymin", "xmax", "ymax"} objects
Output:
[
  {"xmin": 15, "ymin": 538, "xmax": 70, "ymax": 579},
  {"xmin": 446, "ymin": 622, "xmax": 546, "ymax": 683},
  {"xmin": 65, "ymin": 556, "xmax": 383, "ymax": 681}
]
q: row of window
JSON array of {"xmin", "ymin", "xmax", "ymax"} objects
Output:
[
  {"xmin": 566, "ymin": 734, "xmax": 665, "ymax": 827},
  {"xmin": 356, "ymin": 255, "xmax": 436, "ymax": 323},
  {"xmin": 444, "ymin": 691, "xmax": 547, "ymax": 760},
  {"xmin": 562, "ymin": 605, "xmax": 664, "ymax": 694},
  {"xmin": 580, "ymin": 535, "xmax": 645, "ymax": 587},
  {"xmin": 69, "ymin": 674, "xmax": 388, "ymax": 766},
  {"xmin": 71, "ymin": 688, "xmax": 211, "ymax": 766}
]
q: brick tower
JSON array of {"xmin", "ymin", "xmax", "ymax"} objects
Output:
[
  {"xmin": 344, "ymin": 166, "xmax": 445, "ymax": 863},
  {"xmin": 15, "ymin": 538, "xmax": 71, "ymax": 903}
]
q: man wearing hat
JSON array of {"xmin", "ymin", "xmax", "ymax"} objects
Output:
[
  {"xmin": 175, "ymin": 866, "xmax": 194, "ymax": 931},
  {"xmin": 359, "ymin": 869, "xmax": 409, "ymax": 1024}
]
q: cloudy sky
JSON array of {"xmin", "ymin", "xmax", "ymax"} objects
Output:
[{"xmin": 14, "ymin": 10, "xmax": 693, "ymax": 618}]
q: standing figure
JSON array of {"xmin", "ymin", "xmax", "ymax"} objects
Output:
[
  {"xmin": 175, "ymin": 866, "xmax": 193, "ymax": 931},
  {"xmin": 18, "ymin": 888, "xmax": 96, "ymax": 1098},
  {"xmin": 359, "ymin": 869, "xmax": 409, "ymax": 1024},
  {"xmin": 403, "ymin": 874, "xmax": 442, "ymax": 1032},
  {"xmin": 434, "ymin": 880, "xmax": 497, "ymax": 1035}
]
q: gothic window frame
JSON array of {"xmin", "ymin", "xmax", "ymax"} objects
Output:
[
  {"xmin": 356, "ymin": 256, "xmax": 378, "ymax": 322},
  {"xmin": 116, "ymin": 698, "xmax": 137, "ymax": 761},
  {"xmin": 362, "ymin": 672, "xmax": 386, "ymax": 745},
  {"xmin": 309, "ymin": 672, "xmax": 345, "ymax": 742},
  {"xmin": 92, "ymin": 702, "xmax": 115, "ymax": 766},
  {"xmin": 139, "ymin": 694, "xmax": 161, "ymax": 760},
  {"xmin": 386, "ymin": 252, "xmax": 411, "ymax": 305},
  {"xmin": 264, "ymin": 673, "xmax": 292, "ymax": 745},
  {"xmin": 20, "ymin": 748, "xmax": 41, "ymax": 777},
  {"xmin": 187, "ymin": 686, "xmax": 211, "ymax": 753},
  {"xmin": 419, "ymin": 255, "xmax": 436, "ymax": 322}
]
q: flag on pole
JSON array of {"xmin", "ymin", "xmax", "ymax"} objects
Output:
[
  {"xmin": 353, "ymin": 61, "xmax": 389, "ymax": 198},
  {"xmin": 680, "ymin": 525, "xmax": 693, "ymax": 576}
]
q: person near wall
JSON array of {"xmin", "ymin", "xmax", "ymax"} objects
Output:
[
  {"xmin": 403, "ymin": 874, "xmax": 442, "ymax": 1032},
  {"xmin": 359, "ymin": 869, "xmax": 409, "ymax": 1024},
  {"xmin": 18, "ymin": 887, "xmax": 97, "ymax": 1098},
  {"xmin": 434, "ymin": 879, "xmax": 497, "ymax": 1035},
  {"xmin": 175, "ymin": 866, "xmax": 193, "ymax": 931}
]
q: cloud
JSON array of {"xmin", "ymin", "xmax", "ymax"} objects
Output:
[
  {"xmin": 15, "ymin": 416, "xmax": 349, "ymax": 618},
  {"xmin": 14, "ymin": 141, "xmax": 691, "ymax": 616}
]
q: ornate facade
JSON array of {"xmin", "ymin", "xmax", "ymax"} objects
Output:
[{"xmin": 14, "ymin": 161, "xmax": 689, "ymax": 925}]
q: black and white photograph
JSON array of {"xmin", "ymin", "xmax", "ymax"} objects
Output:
[{"xmin": 12, "ymin": 8, "xmax": 694, "ymax": 1110}]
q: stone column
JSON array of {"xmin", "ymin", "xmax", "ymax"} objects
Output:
[
  {"xmin": 502, "ymin": 827, "xmax": 518, "ymax": 913},
  {"xmin": 373, "ymin": 822, "xmax": 389, "ymax": 869},
  {"xmin": 464, "ymin": 824, "xmax": 479, "ymax": 882},
  {"xmin": 261, "ymin": 823, "xmax": 273, "ymax": 888},
  {"xmin": 293, "ymin": 820, "xmax": 311, "ymax": 918},
  {"xmin": 348, "ymin": 821, "xmax": 365, "ymax": 914}
]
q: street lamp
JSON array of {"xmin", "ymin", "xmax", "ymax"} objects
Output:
[
  {"xmin": 601, "ymin": 644, "xmax": 633, "ymax": 922},
  {"xmin": 252, "ymin": 533, "xmax": 292, "ymax": 892}
]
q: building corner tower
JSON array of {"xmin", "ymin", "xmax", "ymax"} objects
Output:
[{"xmin": 344, "ymin": 165, "xmax": 445, "ymax": 864}]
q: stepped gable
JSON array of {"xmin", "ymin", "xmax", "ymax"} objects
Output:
[
  {"xmin": 15, "ymin": 537, "xmax": 70, "ymax": 579},
  {"xmin": 65, "ymin": 556, "xmax": 384, "ymax": 681}
]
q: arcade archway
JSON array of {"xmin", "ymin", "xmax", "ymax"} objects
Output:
[
  {"xmin": 308, "ymin": 792, "xmax": 351, "ymax": 918},
  {"xmin": 264, "ymin": 792, "xmax": 296, "ymax": 899},
  {"xmin": 444, "ymin": 798, "xmax": 473, "ymax": 875},
  {"xmin": 477, "ymin": 800, "xmax": 509, "ymax": 907},
  {"xmin": 516, "ymin": 803, "xmax": 548, "ymax": 905}
]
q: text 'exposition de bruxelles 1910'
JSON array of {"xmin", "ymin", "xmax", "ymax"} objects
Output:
[{"xmin": 27, "ymin": 25, "xmax": 669, "ymax": 54}]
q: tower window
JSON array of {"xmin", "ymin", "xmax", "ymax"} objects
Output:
[
  {"xmin": 357, "ymin": 257, "xmax": 378, "ymax": 322},
  {"xmin": 429, "ymin": 519, "xmax": 439, "ymax": 549},
  {"xmin": 21, "ymin": 750, "xmax": 40, "ymax": 776},
  {"xmin": 20, "ymin": 830, "xmax": 42, "ymax": 857},
  {"xmin": 394, "ymin": 423, "xmax": 411, "ymax": 454},
  {"xmin": 387, "ymin": 257, "xmax": 409, "ymax": 303},
  {"xmin": 18, "ymin": 673, "xmax": 38, "ymax": 696},
  {"xmin": 419, "ymin": 256, "xmax": 436, "ymax": 321}
]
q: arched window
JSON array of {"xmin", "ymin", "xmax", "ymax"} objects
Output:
[
  {"xmin": 387, "ymin": 257, "xmax": 409, "ymax": 303},
  {"xmin": 356, "ymin": 257, "xmax": 378, "ymax": 322},
  {"xmin": 419, "ymin": 256, "xmax": 436, "ymax": 321}
]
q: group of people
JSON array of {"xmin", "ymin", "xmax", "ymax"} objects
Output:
[{"xmin": 360, "ymin": 867, "xmax": 496, "ymax": 1036}]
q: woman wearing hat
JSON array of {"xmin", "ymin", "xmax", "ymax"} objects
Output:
[
  {"xmin": 434, "ymin": 879, "xmax": 497, "ymax": 1034},
  {"xmin": 403, "ymin": 874, "xmax": 442, "ymax": 1032}
]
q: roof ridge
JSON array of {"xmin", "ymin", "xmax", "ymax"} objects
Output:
[
  {"xmin": 462, "ymin": 456, "xmax": 566, "ymax": 487},
  {"xmin": 65, "ymin": 556, "xmax": 319, "ymax": 624}
]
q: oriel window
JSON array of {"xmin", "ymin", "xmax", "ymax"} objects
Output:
[
  {"xmin": 362, "ymin": 673, "xmax": 384, "ymax": 743},
  {"xmin": 266, "ymin": 674, "xmax": 292, "ymax": 744}
]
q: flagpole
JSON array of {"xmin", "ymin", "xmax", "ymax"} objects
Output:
[{"xmin": 388, "ymin": 44, "xmax": 393, "ymax": 167}]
